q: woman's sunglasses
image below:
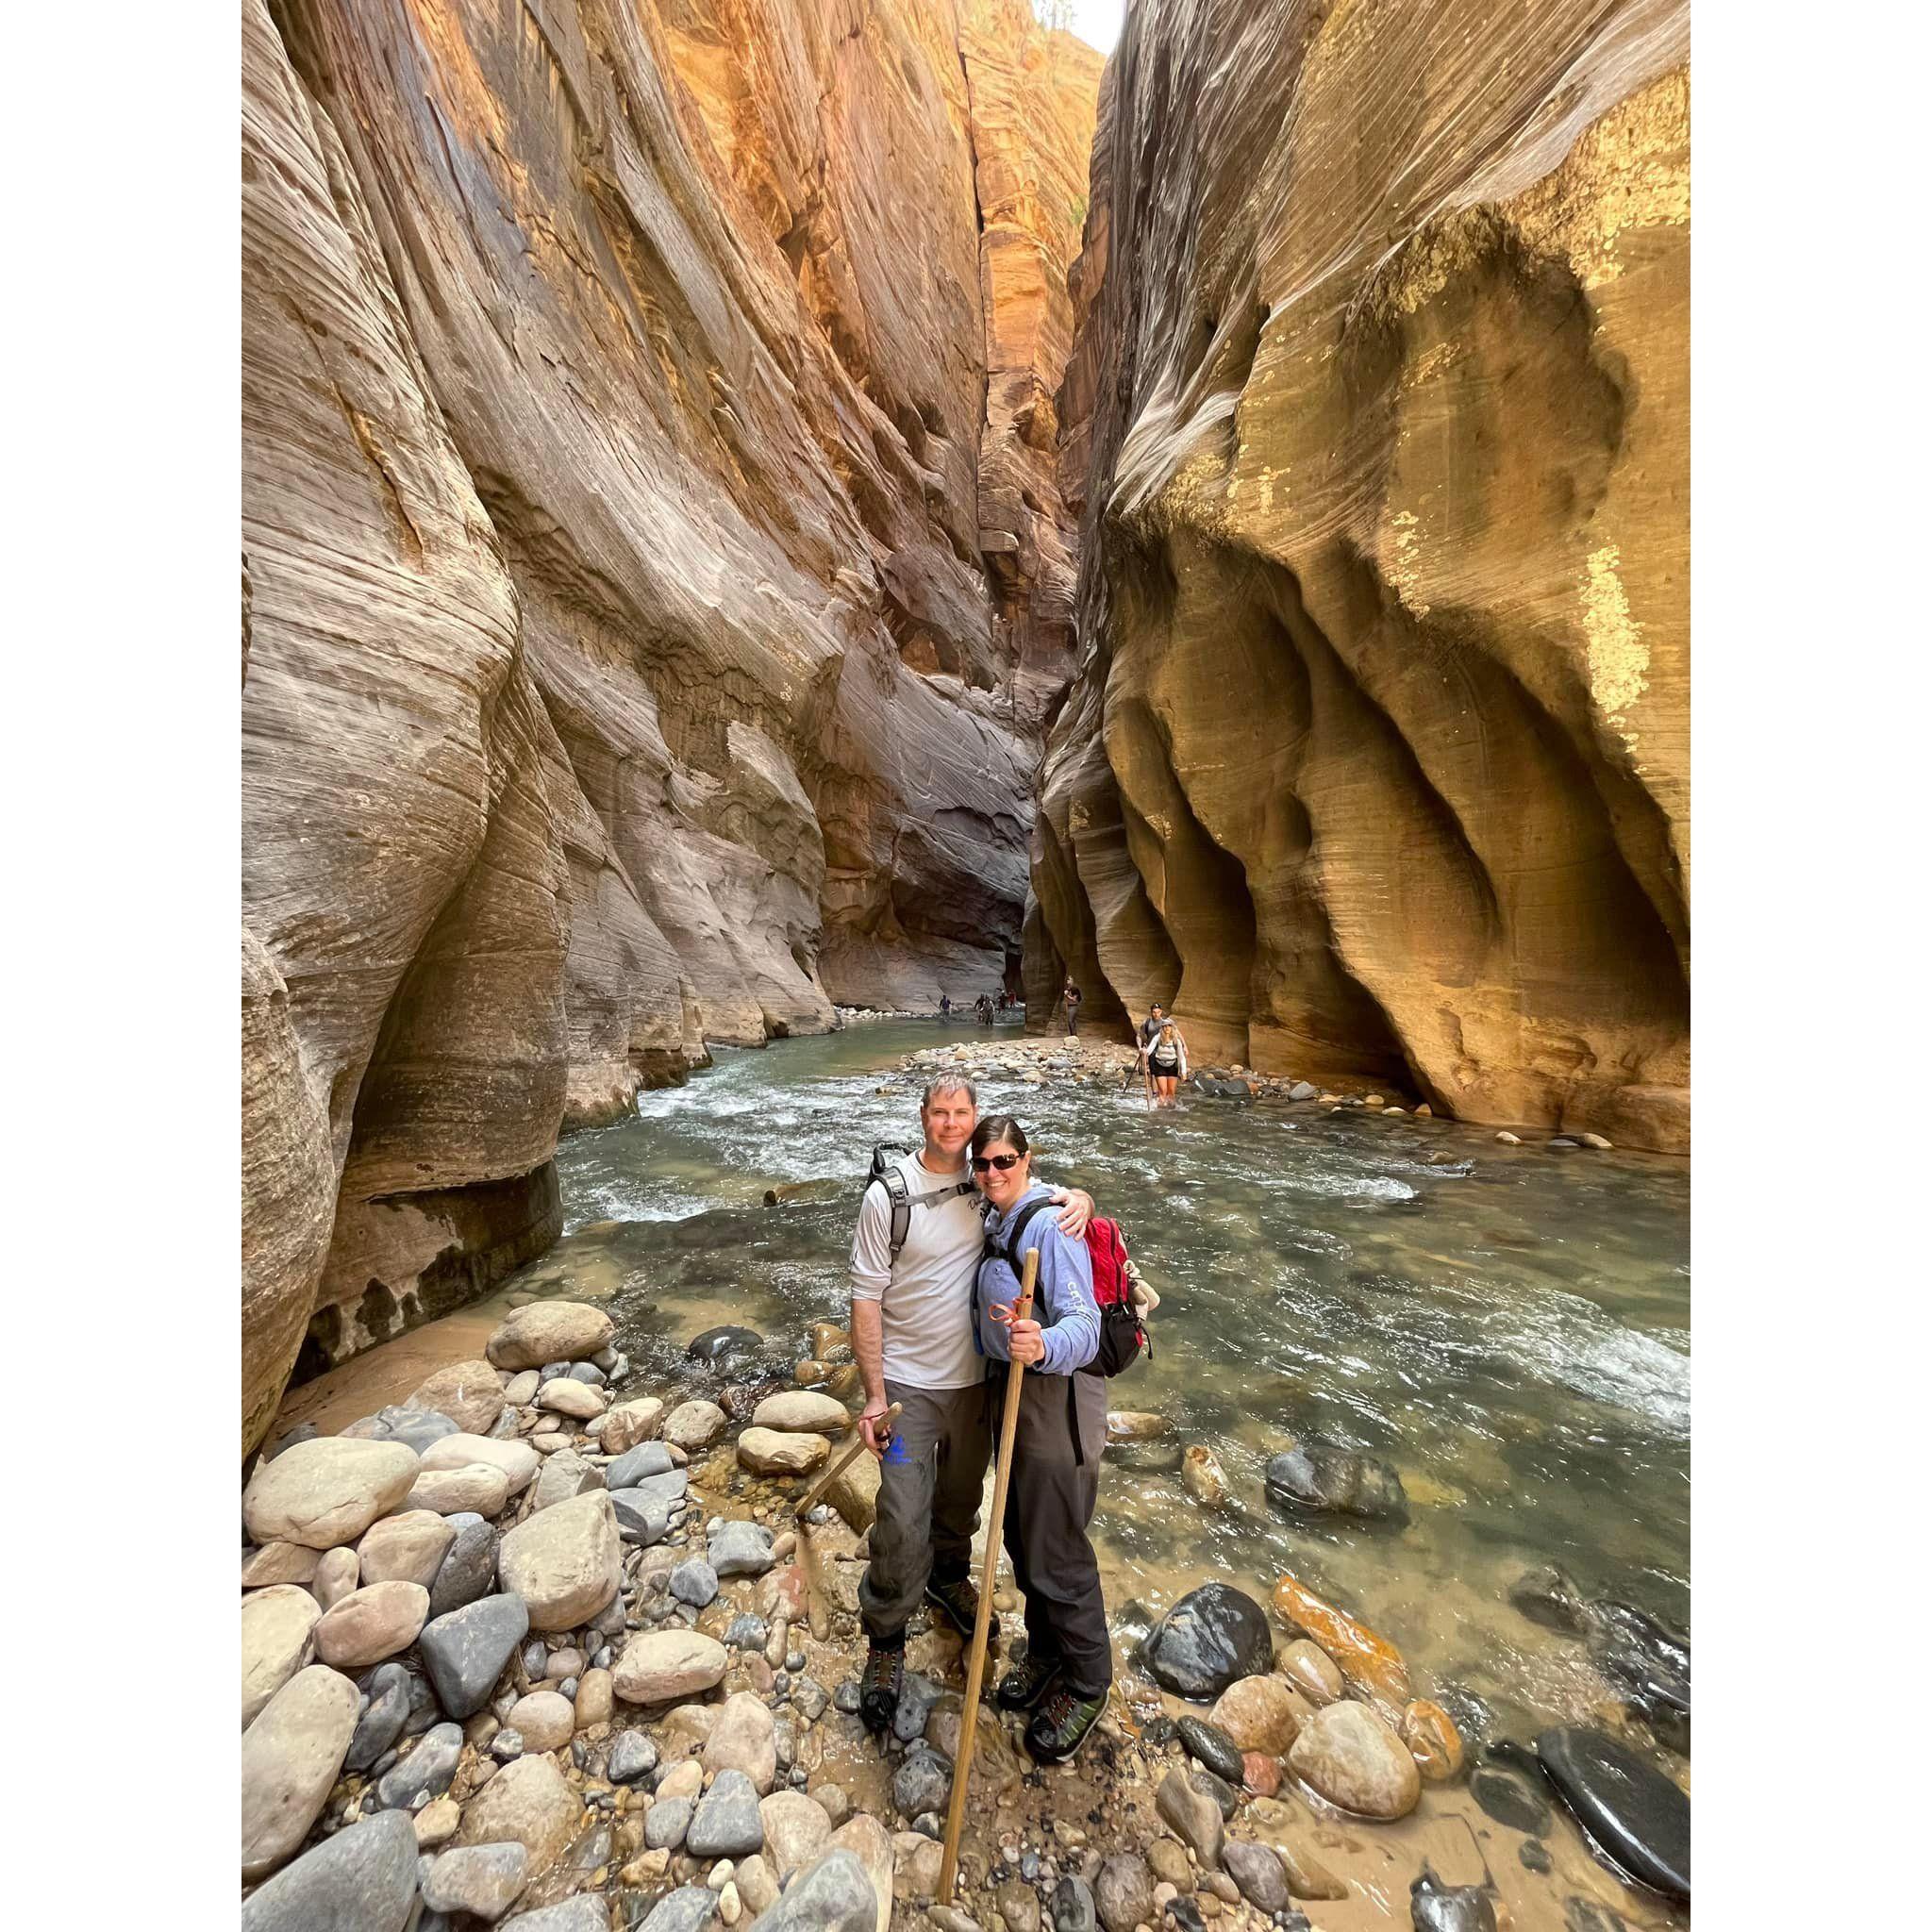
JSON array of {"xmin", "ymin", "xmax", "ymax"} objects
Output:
[{"xmin": 972, "ymin": 1152, "xmax": 1023, "ymax": 1173}]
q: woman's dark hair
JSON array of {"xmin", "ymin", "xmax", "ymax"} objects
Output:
[{"xmin": 969, "ymin": 1115, "xmax": 1030, "ymax": 1158}]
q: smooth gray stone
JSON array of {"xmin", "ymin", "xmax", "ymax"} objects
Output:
[
  {"xmin": 1051, "ymin": 1874, "xmax": 1097, "ymax": 1932},
  {"xmin": 608, "ymin": 1731, "xmax": 658, "ymax": 1782},
  {"xmin": 1141, "ymin": 1584, "xmax": 1273, "ymax": 1700},
  {"xmin": 263, "ymin": 1423, "xmax": 319, "ymax": 1461},
  {"xmin": 892, "ymin": 1673, "xmax": 942, "ymax": 1744},
  {"xmin": 1536, "ymin": 1725, "xmax": 1689, "ymax": 1900},
  {"xmin": 418, "ymin": 1594, "xmax": 529, "ymax": 1720},
  {"xmin": 522, "ymin": 1641, "xmax": 548, "ymax": 1681},
  {"xmin": 638, "ymin": 1889, "xmax": 722, "ymax": 1932},
  {"xmin": 380, "ymin": 1407, "xmax": 461, "ymax": 1457},
  {"xmin": 1409, "ymin": 1871, "xmax": 1497, "ymax": 1932},
  {"xmin": 428, "ymin": 1521, "xmax": 500, "ymax": 1620},
  {"xmin": 567, "ymin": 1361, "xmax": 607, "ymax": 1386},
  {"xmin": 687, "ymin": 1326, "xmax": 764, "ymax": 1366},
  {"xmin": 1263, "ymin": 1441, "xmax": 1409, "ymax": 1524},
  {"xmin": 645, "ymin": 1797, "xmax": 694, "ymax": 1851},
  {"xmin": 608, "ymin": 1489, "xmax": 675, "ymax": 1547},
  {"xmin": 1221, "ymin": 1842, "xmax": 1288, "ymax": 1914},
  {"xmin": 239, "ymin": 1810, "xmax": 418, "ymax": 1932},
  {"xmin": 670, "ymin": 1559, "xmax": 719, "ymax": 1607},
  {"xmin": 345, "ymin": 1663, "xmax": 413, "ymax": 1773},
  {"xmin": 423, "ymin": 1841, "xmax": 529, "ymax": 1920},
  {"xmin": 687, "ymin": 1769, "xmax": 764, "ymax": 1858},
  {"xmin": 1175, "ymin": 1717, "xmax": 1243, "ymax": 1787},
  {"xmin": 791, "ymin": 1677, "xmax": 828, "ymax": 1722},
  {"xmin": 724, "ymin": 1613, "xmax": 768, "ymax": 1652},
  {"xmin": 607, "ymin": 1443, "xmax": 677, "ymax": 1489},
  {"xmin": 708, "ymin": 1521, "xmax": 774, "ymax": 1579},
  {"xmin": 375, "ymin": 1722, "xmax": 463, "ymax": 1811},
  {"xmin": 739, "ymin": 1848, "xmax": 876, "ymax": 1932},
  {"xmin": 491, "ymin": 1728, "xmax": 525, "ymax": 1762},
  {"xmin": 891, "ymin": 1749, "xmax": 949, "ymax": 1821},
  {"xmin": 501, "ymin": 1902, "xmax": 612, "ymax": 1932}
]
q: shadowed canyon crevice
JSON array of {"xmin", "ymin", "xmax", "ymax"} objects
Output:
[
  {"xmin": 1031, "ymin": 0, "xmax": 1690, "ymax": 1154},
  {"xmin": 242, "ymin": 0, "xmax": 1100, "ymax": 1445},
  {"xmin": 242, "ymin": 0, "xmax": 1690, "ymax": 1452}
]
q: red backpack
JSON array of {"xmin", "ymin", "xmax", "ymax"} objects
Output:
[{"xmin": 989, "ymin": 1204, "xmax": 1150, "ymax": 1377}]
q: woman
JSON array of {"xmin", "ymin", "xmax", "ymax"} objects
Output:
[
  {"xmin": 968, "ymin": 1115, "xmax": 1111, "ymax": 1762},
  {"xmin": 1146, "ymin": 1018, "xmax": 1189, "ymax": 1106}
]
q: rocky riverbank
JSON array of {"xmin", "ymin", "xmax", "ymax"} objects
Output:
[{"xmin": 245, "ymin": 1286, "xmax": 1688, "ymax": 1932}]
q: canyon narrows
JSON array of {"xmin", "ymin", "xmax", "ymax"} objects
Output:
[
  {"xmin": 242, "ymin": 0, "xmax": 1101, "ymax": 1444},
  {"xmin": 1032, "ymin": 0, "xmax": 1690, "ymax": 1155}
]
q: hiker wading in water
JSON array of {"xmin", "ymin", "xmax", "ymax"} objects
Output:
[
  {"xmin": 848, "ymin": 1077, "xmax": 1094, "ymax": 1731},
  {"xmin": 971, "ymin": 1114, "xmax": 1110, "ymax": 1761}
]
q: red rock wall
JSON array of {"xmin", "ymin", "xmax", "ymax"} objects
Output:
[
  {"xmin": 242, "ymin": 0, "xmax": 1099, "ymax": 1437},
  {"xmin": 1037, "ymin": 0, "xmax": 1690, "ymax": 1151}
]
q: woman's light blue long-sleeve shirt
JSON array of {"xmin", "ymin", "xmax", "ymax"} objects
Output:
[{"xmin": 974, "ymin": 1183, "xmax": 1099, "ymax": 1375}]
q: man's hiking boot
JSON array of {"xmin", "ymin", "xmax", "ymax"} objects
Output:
[
  {"xmin": 924, "ymin": 1574, "xmax": 998, "ymax": 1645},
  {"xmin": 858, "ymin": 1642, "xmax": 905, "ymax": 1733},
  {"xmin": 995, "ymin": 1651, "xmax": 1063, "ymax": 1712},
  {"xmin": 1024, "ymin": 1686, "xmax": 1107, "ymax": 1762}
]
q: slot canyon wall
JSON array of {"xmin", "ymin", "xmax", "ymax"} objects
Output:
[
  {"xmin": 242, "ymin": 0, "xmax": 1100, "ymax": 1449},
  {"xmin": 1031, "ymin": 0, "xmax": 1690, "ymax": 1151}
]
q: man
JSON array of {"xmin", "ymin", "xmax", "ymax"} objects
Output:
[
  {"xmin": 1062, "ymin": 978, "xmax": 1082, "ymax": 1036},
  {"xmin": 848, "ymin": 1076, "xmax": 1093, "ymax": 1730},
  {"xmin": 1138, "ymin": 1002, "xmax": 1167, "ymax": 1052}
]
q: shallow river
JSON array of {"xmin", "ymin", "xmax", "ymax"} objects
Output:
[{"xmin": 533, "ymin": 1019, "xmax": 1689, "ymax": 1770}]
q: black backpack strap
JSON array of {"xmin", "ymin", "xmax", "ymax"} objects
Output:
[
  {"xmin": 999, "ymin": 1194, "xmax": 1054, "ymax": 1280},
  {"xmin": 869, "ymin": 1168, "xmax": 912, "ymax": 1262}
]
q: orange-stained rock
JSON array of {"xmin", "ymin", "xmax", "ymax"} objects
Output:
[
  {"xmin": 1034, "ymin": 0, "xmax": 1690, "ymax": 1152},
  {"xmin": 1271, "ymin": 1574, "xmax": 1412, "ymax": 1715},
  {"xmin": 1241, "ymin": 1752, "xmax": 1281, "ymax": 1798},
  {"xmin": 1403, "ymin": 1698, "xmax": 1466, "ymax": 1783}
]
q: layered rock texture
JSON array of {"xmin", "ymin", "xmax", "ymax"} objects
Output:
[
  {"xmin": 1033, "ymin": 0, "xmax": 1690, "ymax": 1150},
  {"xmin": 242, "ymin": 0, "xmax": 1097, "ymax": 1441}
]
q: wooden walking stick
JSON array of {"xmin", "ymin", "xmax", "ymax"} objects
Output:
[
  {"xmin": 936, "ymin": 1252, "xmax": 1038, "ymax": 1902},
  {"xmin": 794, "ymin": 1402, "xmax": 902, "ymax": 1641}
]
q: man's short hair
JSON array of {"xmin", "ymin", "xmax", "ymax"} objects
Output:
[{"xmin": 922, "ymin": 1075, "xmax": 978, "ymax": 1110}]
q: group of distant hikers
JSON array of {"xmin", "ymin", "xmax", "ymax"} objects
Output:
[{"xmin": 935, "ymin": 984, "xmax": 1191, "ymax": 1106}]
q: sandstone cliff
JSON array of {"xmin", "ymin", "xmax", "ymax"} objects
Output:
[
  {"xmin": 1035, "ymin": 0, "xmax": 1690, "ymax": 1151},
  {"xmin": 242, "ymin": 0, "xmax": 1098, "ymax": 1444}
]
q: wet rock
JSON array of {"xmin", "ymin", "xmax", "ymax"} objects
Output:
[
  {"xmin": 1507, "ymin": 1563, "xmax": 1591, "ymax": 1635},
  {"xmin": 242, "ymin": 1584, "xmax": 321, "ymax": 1727},
  {"xmin": 1051, "ymin": 1874, "xmax": 1097, "ymax": 1932},
  {"xmin": 608, "ymin": 1441, "xmax": 678, "ymax": 1488},
  {"xmin": 242, "ymin": 1439, "xmax": 421, "ymax": 1551},
  {"xmin": 1208, "ymin": 1674, "xmax": 1308, "ymax": 1756},
  {"xmin": 742, "ymin": 1846, "xmax": 877, "ymax": 1932},
  {"xmin": 750, "ymin": 1391, "xmax": 850, "ymax": 1435},
  {"xmin": 689, "ymin": 1326, "xmax": 766, "ymax": 1367},
  {"xmin": 1274, "ymin": 1641, "xmax": 1343, "ymax": 1707},
  {"xmin": 418, "ymin": 1593, "xmax": 531, "ymax": 1720},
  {"xmin": 1154, "ymin": 1769, "xmax": 1224, "ymax": 1870},
  {"xmin": 1287, "ymin": 1081, "xmax": 1318, "ymax": 1102},
  {"xmin": 1518, "ymin": 1840, "xmax": 1552, "ymax": 1874},
  {"xmin": 1536, "ymin": 1725, "xmax": 1689, "ymax": 1899},
  {"xmin": 1470, "ymin": 1764, "xmax": 1551, "ymax": 1836},
  {"xmin": 690, "ymin": 1770, "xmax": 767, "ymax": 1858},
  {"xmin": 1270, "ymin": 1574, "xmax": 1411, "ymax": 1711},
  {"xmin": 1163, "ymin": 1897, "xmax": 1207, "ymax": 1932},
  {"xmin": 487, "ymin": 1302, "xmax": 615, "ymax": 1373},
  {"xmin": 1176, "ymin": 1717, "xmax": 1244, "ymax": 1785},
  {"xmin": 498, "ymin": 1491, "xmax": 622, "ymax": 1631},
  {"xmin": 738, "ymin": 1427, "xmax": 829, "ymax": 1475},
  {"xmin": 1191, "ymin": 1766, "xmax": 1241, "ymax": 1822},
  {"xmin": 1220, "ymin": 1843, "xmax": 1287, "ymax": 1915},
  {"xmin": 1403, "ymin": 1699, "xmax": 1465, "ymax": 1782},
  {"xmin": 1179, "ymin": 1446, "xmax": 1231, "ymax": 1509},
  {"xmin": 724, "ymin": 1613, "xmax": 770, "ymax": 1651},
  {"xmin": 1106, "ymin": 1411, "xmax": 1173, "ymax": 1442},
  {"xmin": 759, "ymin": 1789, "xmax": 832, "ymax": 1880},
  {"xmin": 1094, "ymin": 1853, "xmax": 1153, "ymax": 1932},
  {"xmin": 1264, "ymin": 1441, "xmax": 1408, "ymax": 1524},
  {"xmin": 1560, "ymin": 1903, "xmax": 1625, "ymax": 1932},
  {"xmin": 1286, "ymin": 1703, "xmax": 1420, "ymax": 1820},
  {"xmin": 710, "ymin": 1521, "xmax": 776, "ymax": 1578},
  {"xmin": 239, "ymin": 1808, "xmax": 418, "ymax": 1932},
  {"xmin": 241, "ymin": 1665, "xmax": 360, "ymax": 1879},
  {"xmin": 1409, "ymin": 1871, "xmax": 1497, "ymax": 1932},
  {"xmin": 1142, "ymin": 1584, "xmax": 1274, "ymax": 1699},
  {"xmin": 614, "ymin": 1629, "xmax": 728, "ymax": 1704}
]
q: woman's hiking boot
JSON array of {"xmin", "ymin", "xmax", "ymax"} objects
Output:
[
  {"xmin": 1024, "ymin": 1686, "xmax": 1107, "ymax": 1762},
  {"xmin": 858, "ymin": 1641, "xmax": 905, "ymax": 1733},
  {"xmin": 995, "ymin": 1651, "xmax": 1063, "ymax": 1711},
  {"xmin": 924, "ymin": 1574, "xmax": 998, "ymax": 1645}
]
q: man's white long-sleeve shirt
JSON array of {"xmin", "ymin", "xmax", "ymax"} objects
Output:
[{"xmin": 849, "ymin": 1151, "xmax": 988, "ymax": 1390}]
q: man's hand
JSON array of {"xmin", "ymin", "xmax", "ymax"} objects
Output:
[
  {"xmin": 1049, "ymin": 1186, "xmax": 1095, "ymax": 1239},
  {"xmin": 991, "ymin": 1303, "xmax": 1046, "ymax": 1366},
  {"xmin": 859, "ymin": 1397, "xmax": 893, "ymax": 1459}
]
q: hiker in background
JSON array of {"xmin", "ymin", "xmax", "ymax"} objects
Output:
[
  {"xmin": 1138, "ymin": 1002, "xmax": 1168, "ymax": 1053},
  {"xmin": 969, "ymin": 1114, "xmax": 1110, "ymax": 1762},
  {"xmin": 847, "ymin": 1078, "xmax": 1094, "ymax": 1732},
  {"xmin": 1147, "ymin": 1018, "xmax": 1189, "ymax": 1106},
  {"xmin": 1062, "ymin": 978, "xmax": 1082, "ymax": 1036},
  {"xmin": 939, "ymin": 991, "xmax": 951, "ymax": 1016}
]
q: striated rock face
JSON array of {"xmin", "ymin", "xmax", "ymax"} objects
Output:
[
  {"xmin": 1036, "ymin": 0, "xmax": 1690, "ymax": 1149},
  {"xmin": 241, "ymin": 0, "xmax": 1097, "ymax": 1432}
]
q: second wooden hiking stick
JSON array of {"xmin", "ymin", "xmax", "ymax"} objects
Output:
[{"xmin": 936, "ymin": 1249, "xmax": 1038, "ymax": 1901}]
